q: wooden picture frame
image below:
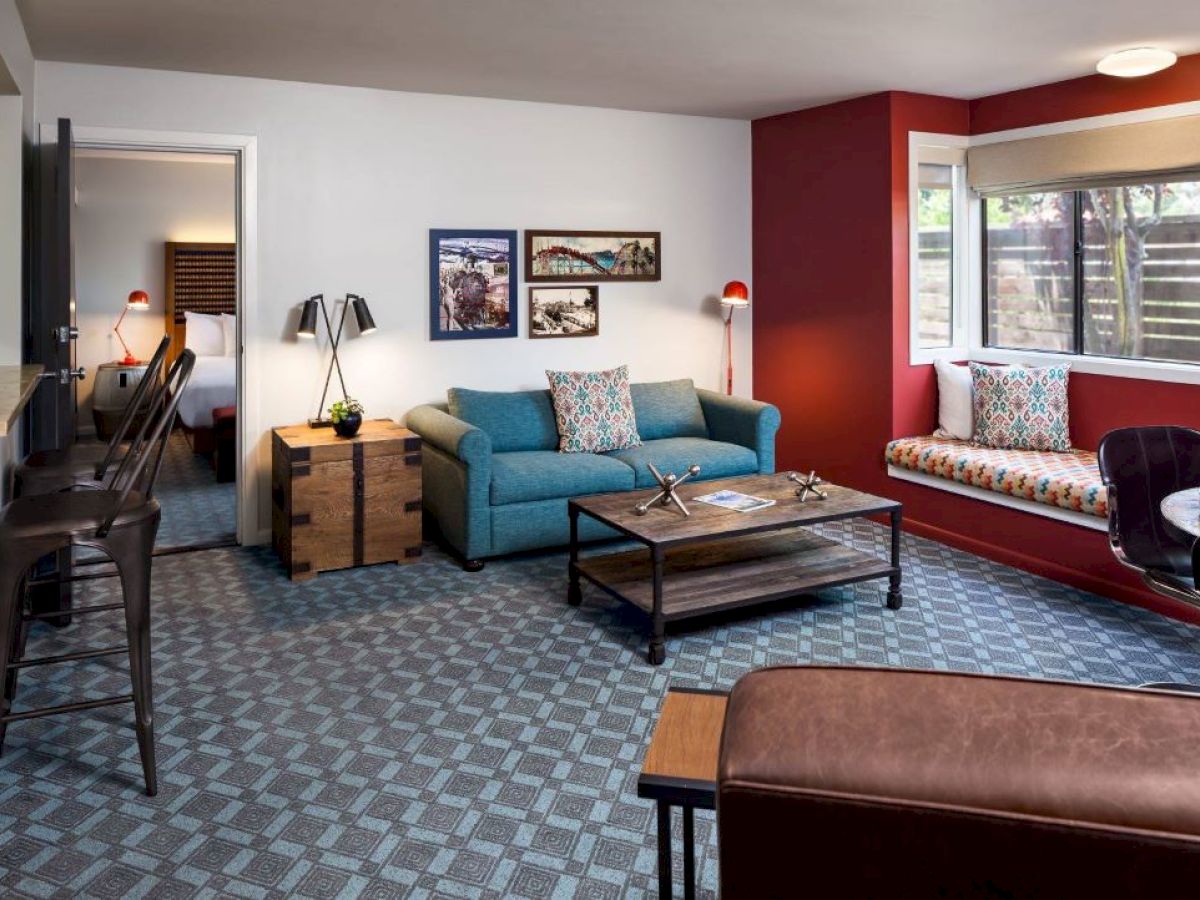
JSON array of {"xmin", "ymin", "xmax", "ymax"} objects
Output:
[
  {"xmin": 525, "ymin": 230, "xmax": 661, "ymax": 283},
  {"xmin": 430, "ymin": 229, "xmax": 518, "ymax": 340},
  {"xmin": 529, "ymin": 286, "xmax": 599, "ymax": 339}
]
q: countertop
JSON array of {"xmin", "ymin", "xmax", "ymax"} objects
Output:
[{"xmin": 0, "ymin": 365, "xmax": 45, "ymax": 437}]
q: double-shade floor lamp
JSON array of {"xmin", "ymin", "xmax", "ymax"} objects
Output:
[
  {"xmin": 296, "ymin": 293, "xmax": 377, "ymax": 427},
  {"xmin": 720, "ymin": 280, "xmax": 749, "ymax": 395}
]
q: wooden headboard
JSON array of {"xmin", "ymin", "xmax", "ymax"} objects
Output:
[{"xmin": 164, "ymin": 241, "xmax": 237, "ymax": 368}]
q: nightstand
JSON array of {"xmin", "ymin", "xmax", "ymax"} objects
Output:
[{"xmin": 271, "ymin": 419, "xmax": 422, "ymax": 580}]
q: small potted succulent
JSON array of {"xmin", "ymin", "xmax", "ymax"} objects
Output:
[{"xmin": 329, "ymin": 397, "xmax": 364, "ymax": 438}]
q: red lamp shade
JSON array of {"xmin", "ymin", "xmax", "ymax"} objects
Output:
[
  {"xmin": 127, "ymin": 289, "xmax": 151, "ymax": 308},
  {"xmin": 720, "ymin": 280, "xmax": 749, "ymax": 307}
]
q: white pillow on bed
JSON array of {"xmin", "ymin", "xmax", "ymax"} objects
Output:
[
  {"xmin": 184, "ymin": 311, "xmax": 226, "ymax": 357},
  {"xmin": 934, "ymin": 358, "xmax": 973, "ymax": 440},
  {"xmin": 221, "ymin": 313, "xmax": 236, "ymax": 357}
]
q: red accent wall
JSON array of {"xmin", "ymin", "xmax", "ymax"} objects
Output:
[
  {"xmin": 753, "ymin": 58, "xmax": 1200, "ymax": 626},
  {"xmin": 752, "ymin": 93, "xmax": 895, "ymax": 498},
  {"xmin": 970, "ymin": 52, "xmax": 1200, "ymax": 134}
]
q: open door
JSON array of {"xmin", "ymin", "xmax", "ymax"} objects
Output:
[
  {"xmin": 25, "ymin": 118, "xmax": 82, "ymax": 624},
  {"xmin": 28, "ymin": 117, "xmax": 82, "ymax": 453}
]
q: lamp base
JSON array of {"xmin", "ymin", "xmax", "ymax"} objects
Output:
[{"xmin": 308, "ymin": 418, "xmax": 334, "ymax": 429}]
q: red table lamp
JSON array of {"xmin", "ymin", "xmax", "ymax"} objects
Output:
[
  {"xmin": 114, "ymin": 290, "xmax": 151, "ymax": 365},
  {"xmin": 720, "ymin": 281, "xmax": 749, "ymax": 395}
]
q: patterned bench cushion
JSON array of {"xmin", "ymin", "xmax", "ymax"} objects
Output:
[{"xmin": 885, "ymin": 435, "xmax": 1107, "ymax": 519}]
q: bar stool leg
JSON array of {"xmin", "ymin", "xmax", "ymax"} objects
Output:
[
  {"xmin": 102, "ymin": 523, "xmax": 159, "ymax": 796},
  {"xmin": 0, "ymin": 538, "xmax": 60, "ymax": 754}
]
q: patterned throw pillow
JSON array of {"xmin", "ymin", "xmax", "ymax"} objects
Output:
[
  {"xmin": 969, "ymin": 363, "xmax": 1071, "ymax": 451},
  {"xmin": 546, "ymin": 366, "xmax": 642, "ymax": 453}
]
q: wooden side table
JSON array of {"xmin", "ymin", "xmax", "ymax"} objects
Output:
[
  {"xmin": 271, "ymin": 419, "xmax": 422, "ymax": 580},
  {"xmin": 638, "ymin": 687, "xmax": 729, "ymax": 900}
]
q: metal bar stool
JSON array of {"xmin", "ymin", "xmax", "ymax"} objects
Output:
[
  {"xmin": 0, "ymin": 349, "xmax": 195, "ymax": 795},
  {"xmin": 15, "ymin": 335, "xmax": 171, "ymax": 498}
]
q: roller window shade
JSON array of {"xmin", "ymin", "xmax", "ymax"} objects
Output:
[{"xmin": 967, "ymin": 114, "xmax": 1200, "ymax": 196}]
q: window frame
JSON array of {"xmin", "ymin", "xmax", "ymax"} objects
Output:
[
  {"xmin": 976, "ymin": 181, "xmax": 1200, "ymax": 383},
  {"xmin": 909, "ymin": 132, "xmax": 971, "ymax": 365},
  {"xmin": 953, "ymin": 101, "xmax": 1200, "ymax": 386}
]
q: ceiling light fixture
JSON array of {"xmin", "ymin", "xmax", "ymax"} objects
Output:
[{"xmin": 1096, "ymin": 47, "xmax": 1177, "ymax": 78}]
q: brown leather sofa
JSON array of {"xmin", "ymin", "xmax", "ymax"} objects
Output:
[{"xmin": 718, "ymin": 666, "xmax": 1200, "ymax": 898}]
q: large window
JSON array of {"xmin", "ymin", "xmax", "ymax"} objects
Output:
[{"xmin": 985, "ymin": 179, "xmax": 1200, "ymax": 364}]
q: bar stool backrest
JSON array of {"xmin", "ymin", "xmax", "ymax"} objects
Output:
[
  {"xmin": 95, "ymin": 334, "xmax": 172, "ymax": 481},
  {"xmin": 98, "ymin": 349, "xmax": 196, "ymax": 537}
]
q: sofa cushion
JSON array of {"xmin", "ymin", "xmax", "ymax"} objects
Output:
[
  {"xmin": 607, "ymin": 437, "xmax": 758, "ymax": 488},
  {"xmin": 885, "ymin": 435, "xmax": 1106, "ymax": 518},
  {"xmin": 490, "ymin": 450, "xmax": 635, "ymax": 505},
  {"xmin": 631, "ymin": 379, "xmax": 709, "ymax": 441},
  {"xmin": 447, "ymin": 387, "xmax": 559, "ymax": 453},
  {"xmin": 546, "ymin": 365, "xmax": 642, "ymax": 453}
]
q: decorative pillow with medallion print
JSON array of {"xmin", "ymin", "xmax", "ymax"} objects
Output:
[
  {"xmin": 546, "ymin": 365, "xmax": 642, "ymax": 453},
  {"xmin": 969, "ymin": 362, "xmax": 1071, "ymax": 452}
]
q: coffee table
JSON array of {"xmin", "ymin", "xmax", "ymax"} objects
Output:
[
  {"xmin": 568, "ymin": 473, "xmax": 902, "ymax": 664},
  {"xmin": 637, "ymin": 686, "xmax": 728, "ymax": 900}
]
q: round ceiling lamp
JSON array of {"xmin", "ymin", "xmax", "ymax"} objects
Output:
[{"xmin": 1096, "ymin": 47, "xmax": 1177, "ymax": 78}]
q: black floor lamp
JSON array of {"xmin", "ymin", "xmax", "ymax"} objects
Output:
[{"xmin": 296, "ymin": 293, "xmax": 377, "ymax": 427}]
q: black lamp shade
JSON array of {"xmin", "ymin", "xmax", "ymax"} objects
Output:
[
  {"xmin": 297, "ymin": 296, "xmax": 320, "ymax": 338},
  {"xmin": 352, "ymin": 296, "xmax": 377, "ymax": 335}
]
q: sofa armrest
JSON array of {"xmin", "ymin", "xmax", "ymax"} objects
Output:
[
  {"xmin": 697, "ymin": 389, "xmax": 781, "ymax": 473},
  {"xmin": 406, "ymin": 404, "xmax": 492, "ymax": 467}
]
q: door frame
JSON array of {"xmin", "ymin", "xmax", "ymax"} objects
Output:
[{"xmin": 57, "ymin": 124, "xmax": 259, "ymax": 545}]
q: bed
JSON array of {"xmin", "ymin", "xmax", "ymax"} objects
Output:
[{"xmin": 165, "ymin": 241, "xmax": 237, "ymax": 452}]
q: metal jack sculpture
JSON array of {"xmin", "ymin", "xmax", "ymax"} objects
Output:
[
  {"xmin": 635, "ymin": 463, "xmax": 702, "ymax": 517},
  {"xmin": 787, "ymin": 470, "xmax": 828, "ymax": 502}
]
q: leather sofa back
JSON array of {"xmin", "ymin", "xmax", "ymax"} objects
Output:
[{"xmin": 718, "ymin": 666, "xmax": 1200, "ymax": 898}]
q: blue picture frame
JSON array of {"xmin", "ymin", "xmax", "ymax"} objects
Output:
[{"xmin": 429, "ymin": 229, "xmax": 518, "ymax": 340}]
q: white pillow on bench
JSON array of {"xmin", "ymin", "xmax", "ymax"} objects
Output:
[{"xmin": 934, "ymin": 359, "xmax": 972, "ymax": 440}]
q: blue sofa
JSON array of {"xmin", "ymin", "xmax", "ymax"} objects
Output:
[{"xmin": 406, "ymin": 379, "xmax": 781, "ymax": 569}]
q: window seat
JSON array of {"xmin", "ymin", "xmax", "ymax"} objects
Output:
[{"xmin": 885, "ymin": 436, "xmax": 1107, "ymax": 532}]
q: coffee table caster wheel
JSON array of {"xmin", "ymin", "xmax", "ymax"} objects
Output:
[
  {"xmin": 567, "ymin": 582, "xmax": 582, "ymax": 607},
  {"xmin": 648, "ymin": 642, "xmax": 666, "ymax": 666},
  {"xmin": 886, "ymin": 590, "xmax": 903, "ymax": 610}
]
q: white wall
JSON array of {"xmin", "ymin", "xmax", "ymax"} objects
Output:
[
  {"xmin": 74, "ymin": 153, "xmax": 235, "ymax": 428},
  {"xmin": 36, "ymin": 62, "xmax": 752, "ymax": 540}
]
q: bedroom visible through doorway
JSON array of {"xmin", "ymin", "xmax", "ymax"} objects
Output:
[{"xmin": 74, "ymin": 148, "xmax": 239, "ymax": 551}]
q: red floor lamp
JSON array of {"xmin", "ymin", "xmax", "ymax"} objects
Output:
[{"xmin": 720, "ymin": 280, "xmax": 749, "ymax": 395}]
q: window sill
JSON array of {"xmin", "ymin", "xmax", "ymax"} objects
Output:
[
  {"xmin": 886, "ymin": 465, "xmax": 1108, "ymax": 532},
  {"xmin": 910, "ymin": 345, "xmax": 967, "ymax": 366},
  {"xmin": 968, "ymin": 349, "xmax": 1200, "ymax": 386}
]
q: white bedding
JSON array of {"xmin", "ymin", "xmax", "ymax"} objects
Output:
[{"xmin": 177, "ymin": 355, "xmax": 236, "ymax": 429}]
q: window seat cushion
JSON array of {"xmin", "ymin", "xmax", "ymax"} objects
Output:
[{"xmin": 885, "ymin": 435, "xmax": 1107, "ymax": 519}]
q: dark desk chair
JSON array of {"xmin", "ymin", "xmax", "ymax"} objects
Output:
[
  {"xmin": 1097, "ymin": 425, "xmax": 1200, "ymax": 606},
  {"xmin": 15, "ymin": 335, "xmax": 171, "ymax": 497},
  {"xmin": 0, "ymin": 349, "xmax": 195, "ymax": 795}
]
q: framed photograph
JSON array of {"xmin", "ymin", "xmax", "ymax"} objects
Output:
[
  {"xmin": 430, "ymin": 229, "xmax": 518, "ymax": 340},
  {"xmin": 525, "ymin": 230, "xmax": 660, "ymax": 283},
  {"xmin": 529, "ymin": 286, "xmax": 599, "ymax": 339}
]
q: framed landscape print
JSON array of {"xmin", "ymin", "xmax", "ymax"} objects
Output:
[
  {"xmin": 525, "ymin": 230, "xmax": 660, "ymax": 282},
  {"xmin": 430, "ymin": 229, "xmax": 518, "ymax": 340},
  {"xmin": 529, "ymin": 286, "xmax": 599, "ymax": 339}
]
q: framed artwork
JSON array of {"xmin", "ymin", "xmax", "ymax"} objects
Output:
[
  {"xmin": 430, "ymin": 229, "xmax": 518, "ymax": 340},
  {"xmin": 529, "ymin": 286, "xmax": 599, "ymax": 339},
  {"xmin": 525, "ymin": 230, "xmax": 661, "ymax": 282}
]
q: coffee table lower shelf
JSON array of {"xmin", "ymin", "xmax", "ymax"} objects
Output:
[{"xmin": 572, "ymin": 526, "xmax": 900, "ymax": 658}]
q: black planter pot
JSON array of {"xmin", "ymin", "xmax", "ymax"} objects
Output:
[{"xmin": 334, "ymin": 413, "xmax": 362, "ymax": 438}]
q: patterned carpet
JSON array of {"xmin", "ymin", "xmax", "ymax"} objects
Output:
[
  {"xmin": 154, "ymin": 432, "xmax": 237, "ymax": 549},
  {"xmin": 2, "ymin": 521, "xmax": 1199, "ymax": 898}
]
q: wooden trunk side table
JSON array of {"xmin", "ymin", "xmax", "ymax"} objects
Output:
[
  {"xmin": 638, "ymin": 687, "xmax": 729, "ymax": 900},
  {"xmin": 271, "ymin": 419, "xmax": 422, "ymax": 580}
]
